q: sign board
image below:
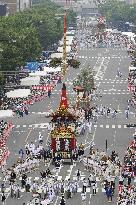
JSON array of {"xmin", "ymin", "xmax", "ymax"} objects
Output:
[
  {"xmin": 51, "ymin": 138, "xmax": 76, "ymax": 152},
  {"xmin": 54, "ymin": 151, "xmax": 72, "ymax": 159}
]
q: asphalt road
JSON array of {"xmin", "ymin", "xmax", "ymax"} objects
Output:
[{"xmin": 0, "ymin": 34, "xmax": 135, "ymax": 205}]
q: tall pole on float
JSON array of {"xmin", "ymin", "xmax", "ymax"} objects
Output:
[{"xmin": 62, "ymin": 9, "xmax": 67, "ymax": 76}]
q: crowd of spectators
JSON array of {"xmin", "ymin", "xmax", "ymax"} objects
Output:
[{"xmin": 117, "ymin": 137, "xmax": 136, "ymax": 205}]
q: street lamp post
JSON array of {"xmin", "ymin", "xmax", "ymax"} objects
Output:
[
  {"xmin": 55, "ymin": 9, "xmax": 68, "ymax": 76},
  {"xmin": 0, "ymin": 48, "xmax": 3, "ymax": 71},
  {"xmin": 62, "ymin": 10, "xmax": 67, "ymax": 76}
]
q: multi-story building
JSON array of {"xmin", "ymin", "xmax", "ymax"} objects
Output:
[
  {"xmin": 51, "ymin": 0, "xmax": 74, "ymax": 7},
  {"xmin": 125, "ymin": 0, "xmax": 136, "ymax": 4},
  {"xmin": 0, "ymin": 0, "xmax": 32, "ymax": 14},
  {"xmin": 80, "ymin": 1, "xmax": 99, "ymax": 18},
  {"xmin": 0, "ymin": 3, "xmax": 7, "ymax": 16}
]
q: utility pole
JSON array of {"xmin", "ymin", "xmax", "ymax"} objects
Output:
[
  {"xmin": 62, "ymin": 10, "xmax": 67, "ymax": 76},
  {"xmin": 30, "ymin": 0, "xmax": 32, "ymax": 8},
  {"xmin": 106, "ymin": 139, "xmax": 107, "ymax": 152},
  {"xmin": 18, "ymin": 0, "xmax": 21, "ymax": 12}
]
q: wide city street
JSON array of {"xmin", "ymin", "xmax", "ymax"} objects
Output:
[{"xmin": 0, "ymin": 18, "xmax": 136, "ymax": 205}]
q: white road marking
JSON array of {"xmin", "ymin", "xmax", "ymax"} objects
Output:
[
  {"xmin": 14, "ymin": 123, "xmax": 135, "ymax": 130},
  {"xmin": 114, "ymin": 130, "xmax": 116, "ymax": 142},
  {"xmin": 45, "ymin": 133, "xmax": 50, "ymax": 146},
  {"xmin": 25, "ymin": 129, "xmax": 32, "ymax": 143},
  {"xmin": 100, "ymin": 125, "xmax": 104, "ymax": 128},
  {"xmin": 16, "ymin": 125, "xmax": 20, "ymax": 128}
]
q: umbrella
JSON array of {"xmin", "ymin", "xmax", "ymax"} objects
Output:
[{"xmin": 73, "ymin": 86, "xmax": 84, "ymax": 92}]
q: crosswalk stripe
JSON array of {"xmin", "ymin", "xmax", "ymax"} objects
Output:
[
  {"xmin": 77, "ymin": 188, "xmax": 82, "ymax": 192},
  {"xmin": 34, "ymin": 125, "xmax": 39, "ymax": 128},
  {"xmin": 16, "ymin": 125, "xmax": 20, "ymax": 128},
  {"xmin": 101, "ymin": 89, "xmax": 128, "ymax": 92},
  {"xmin": 102, "ymin": 93, "xmax": 129, "ymax": 95},
  {"xmin": 14, "ymin": 124, "xmax": 135, "ymax": 130},
  {"xmin": 34, "ymin": 177, "xmax": 39, "ymax": 181}
]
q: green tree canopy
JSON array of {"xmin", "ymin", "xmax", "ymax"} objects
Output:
[
  {"xmin": 73, "ymin": 66, "xmax": 95, "ymax": 93},
  {"xmin": 0, "ymin": 0, "xmax": 76, "ymax": 72},
  {"xmin": 99, "ymin": 0, "xmax": 136, "ymax": 26}
]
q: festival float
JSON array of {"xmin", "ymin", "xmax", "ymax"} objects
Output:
[
  {"xmin": 96, "ymin": 16, "xmax": 107, "ymax": 47},
  {"xmin": 49, "ymin": 83, "xmax": 78, "ymax": 162}
]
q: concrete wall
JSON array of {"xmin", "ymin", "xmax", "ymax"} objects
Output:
[
  {"xmin": 52, "ymin": 0, "xmax": 74, "ymax": 7},
  {"xmin": 0, "ymin": 0, "xmax": 31, "ymax": 14},
  {"xmin": 17, "ymin": 0, "xmax": 32, "ymax": 12},
  {"xmin": 0, "ymin": 0, "xmax": 17, "ymax": 14},
  {"xmin": 126, "ymin": 0, "xmax": 136, "ymax": 4}
]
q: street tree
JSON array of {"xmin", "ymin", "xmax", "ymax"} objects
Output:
[
  {"xmin": 99, "ymin": 0, "xmax": 136, "ymax": 27},
  {"xmin": 73, "ymin": 66, "xmax": 95, "ymax": 95},
  {"xmin": 0, "ymin": 0, "xmax": 76, "ymax": 72}
]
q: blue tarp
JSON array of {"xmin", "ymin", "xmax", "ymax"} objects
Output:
[
  {"xmin": 25, "ymin": 61, "xmax": 39, "ymax": 71},
  {"xmin": 24, "ymin": 61, "xmax": 49, "ymax": 72}
]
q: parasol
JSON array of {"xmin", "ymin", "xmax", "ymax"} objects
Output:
[{"xmin": 73, "ymin": 86, "xmax": 84, "ymax": 92}]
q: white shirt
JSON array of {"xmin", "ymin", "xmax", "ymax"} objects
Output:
[
  {"xmin": 83, "ymin": 180, "xmax": 87, "ymax": 186},
  {"xmin": 39, "ymin": 134, "xmax": 43, "ymax": 140},
  {"xmin": 29, "ymin": 143, "xmax": 35, "ymax": 150},
  {"xmin": 119, "ymin": 176, "xmax": 124, "ymax": 182}
]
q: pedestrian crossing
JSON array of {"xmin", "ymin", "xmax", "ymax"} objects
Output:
[
  {"xmin": 79, "ymin": 47, "xmax": 127, "ymax": 51},
  {"xmin": 78, "ymin": 55, "xmax": 128, "ymax": 59},
  {"xmin": 102, "ymin": 92, "xmax": 129, "ymax": 95},
  {"xmin": 14, "ymin": 123, "xmax": 49, "ymax": 129},
  {"xmin": 13, "ymin": 123, "xmax": 133, "ymax": 130},
  {"xmin": 96, "ymin": 80, "xmax": 127, "ymax": 84},
  {"xmin": 95, "ymin": 78, "xmax": 128, "ymax": 82},
  {"xmin": 73, "ymin": 79, "xmax": 127, "ymax": 84},
  {"xmin": 93, "ymin": 124, "xmax": 130, "ymax": 129}
]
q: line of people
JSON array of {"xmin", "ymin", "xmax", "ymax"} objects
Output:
[
  {"xmin": 84, "ymin": 105, "xmax": 119, "ymax": 122},
  {"xmin": 117, "ymin": 137, "xmax": 136, "ymax": 205},
  {"xmin": 78, "ymin": 28, "xmax": 132, "ymax": 50},
  {"xmin": 82, "ymin": 146, "xmax": 122, "ymax": 203}
]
